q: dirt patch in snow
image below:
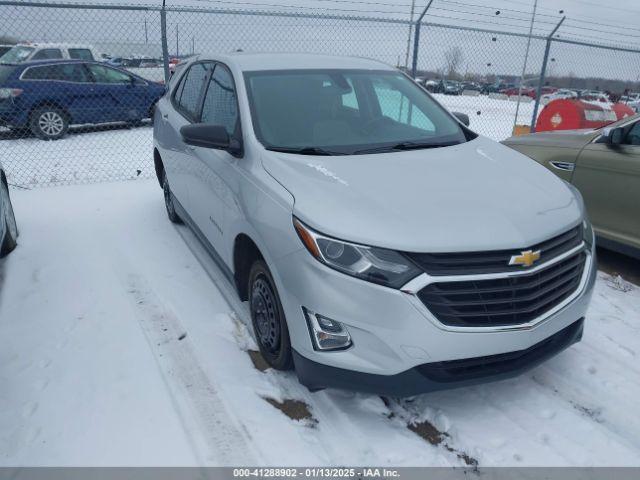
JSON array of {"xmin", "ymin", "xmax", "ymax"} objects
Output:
[
  {"xmin": 408, "ymin": 419, "xmax": 478, "ymax": 468},
  {"xmin": 263, "ymin": 397, "xmax": 316, "ymax": 424},
  {"xmin": 248, "ymin": 349, "xmax": 271, "ymax": 372},
  {"xmin": 408, "ymin": 419, "xmax": 447, "ymax": 445}
]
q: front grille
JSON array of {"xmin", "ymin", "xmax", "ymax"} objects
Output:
[
  {"xmin": 405, "ymin": 225, "xmax": 582, "ymax": 276},
  {"xmin": 417, "ymin": 318, "xmax": 584, "ymax": 382},
  {"xmin": 417, "ymin": 252, "xmax": 586, "ymax": 328}
]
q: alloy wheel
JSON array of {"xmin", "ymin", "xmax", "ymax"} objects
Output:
[{"xmin": 38, "ymin": 111, "xmax": 65, "ymax": 137}]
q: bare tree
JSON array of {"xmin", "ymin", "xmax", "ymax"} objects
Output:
[{"xmin": 444, "ymin": 46, "xmax": 463, "ymax": 79}]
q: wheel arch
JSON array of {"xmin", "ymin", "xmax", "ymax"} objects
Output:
[
  {"xmin": 233, "ymin": 233, "xmax": 265, "ymax": 301},
  {"xmin": 29, "ymin": 99, "xmax": 73, "ymax": 125}
]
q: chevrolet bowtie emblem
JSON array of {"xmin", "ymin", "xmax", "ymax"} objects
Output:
[{"xmin": 509, "ymin": 250, "xmax": 541, "ymax": 267}]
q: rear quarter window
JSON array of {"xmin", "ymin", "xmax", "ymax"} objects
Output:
[
  {"xmin": 68, "ymin": 48, "xmax": 94, "ymax": 61},
  {"xmin": 22, "ymin": 64, "xmax": 90, "ymax": 82}
]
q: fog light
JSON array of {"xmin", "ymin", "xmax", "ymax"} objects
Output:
[{"xmin": 303, "ymin": 308, "xmax": 352, "ymax": 351}]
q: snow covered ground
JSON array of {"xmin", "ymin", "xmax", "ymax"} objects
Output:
[
  {"xmin": 1, "ymin": 179, "xmax": 639, "ymax": 467},
  {"xmin": 1, "ymin": 93, "xmax": 534, "ymax": 188}
]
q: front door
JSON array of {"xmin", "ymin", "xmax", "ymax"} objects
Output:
[
  {"xmin": 161, "ymin": 62, "xmax": 214, "ymax": 214},
  {"xmin": 574, "ymin": 121, "xmax": 640, "ymax": 249},
  {"xmin": 86, "ymin": 64, "xmax": 148, "ymax": 122}
]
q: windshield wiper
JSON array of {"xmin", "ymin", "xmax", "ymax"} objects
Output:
[
  {"xmin": 265, "ymin": 146, "xmax": 345, "ymax": 156},
  {"xmin": 353, "ymin": 141, "xmax": 461, "ymax": 155}
]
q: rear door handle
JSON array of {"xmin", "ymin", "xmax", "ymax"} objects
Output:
[
  {"xmin": 162, "ymin": 113, "xmax": 168, "ymax": 119},
  {"xmin": 549, "ymin": 161, "xmax": 575, "ymax": 172}
]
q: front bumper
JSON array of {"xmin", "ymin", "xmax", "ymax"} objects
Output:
[
  {"xmin": 293, "ymin": 318, "xmax": 584, "ymax": 396},
  {"xmin": 273, "ymin": 243, "xmax": 596, "ymax": 394}
]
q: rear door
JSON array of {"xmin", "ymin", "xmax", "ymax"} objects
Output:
[
  {"xmin": 160, "ymin": 61, "xmax": 214, "ymax": 214},
  {"xmin": 20, "ymin": 63, "xmax": 96, "ymax": 124},
  {"xmin": 188, "ymin": 63, "xmax": 240, "ymax": 254},
  {"xmin": 574, "ymin": 120, "xmax": 640, "ymax": 249}
]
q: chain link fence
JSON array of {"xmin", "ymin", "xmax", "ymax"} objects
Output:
[{"xmin": 1, "ymin": 1, "xmax": 639, "ymax": 187}]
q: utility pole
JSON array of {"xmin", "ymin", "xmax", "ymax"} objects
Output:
[
  {"xmin": 144, "ymin": 18, "xmax": 148, "ymax": 44},
  {"xmin": 176, "ymin": 24, "xmax": 179, "ymax": 57},
  {"xmin": 411, "ymin": 0, "xmax": 434, "ymax": 78},
  {"xmin": 513, "ymin": 0, "xmax": 538, "ymax": 133},
  {"xmin": 160, "ymin": 0, "xmax": 170, "ymax": 82},
  {"xmin": 404, "ymin": 0, "xmax": 416, "ymax": 69},
  {"xmin": 531, "ymin": 16, "xmax": 565, "ymax": 132}
]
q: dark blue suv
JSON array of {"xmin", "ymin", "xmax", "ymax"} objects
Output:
[{"xmin": 0, "ymin": 59, "xmax": 165, "ymax": 140}]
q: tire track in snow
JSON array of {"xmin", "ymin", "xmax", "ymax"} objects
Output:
[{"xmin": 123, "ymin": 272, "xmax": 259, "ymax": 465}]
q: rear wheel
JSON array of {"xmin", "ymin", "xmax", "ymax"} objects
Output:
[
  {"xmin": 162, "ymin": 174, "xmax": 181, "ymax": 224},
  {"xmin": 0, "ymin": 179, "xmax": 18, "ymax": 257},
  {"xmin": 30, "ymin": 106, "xmax": 68, "ymax": 140},
  {"xmin": 249, "ymin": 260, "xmax": 293, "ymax": 371}
]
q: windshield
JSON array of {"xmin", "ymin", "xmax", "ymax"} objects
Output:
[
  {"xmin": 244, "ymin": 69, "xmax": 468, "ymax": 155},
  {"xmin": 0, "ymin": 46, "xmax": 34, "ymax": 64}
]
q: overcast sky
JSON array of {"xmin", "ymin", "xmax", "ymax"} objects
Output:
[{"xmin": 3, "ymin": 0, "xmax": 640, "ymax": 80}]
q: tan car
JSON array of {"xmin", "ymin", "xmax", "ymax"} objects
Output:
[{"xmin": 503, "ymin": 115, "xmax": 640, "ymax": 258}]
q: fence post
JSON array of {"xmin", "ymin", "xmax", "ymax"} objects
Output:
[
  {"xmin": 160, "ymin": 0, "xmax": 170, "ymax": 84},
  {"xmin": 531, "ymin": 16, "xmax": 565, "ymax": 132},
  {"xmin": 411, "ymin": 0, "xmax": 434, "ymax": 78}
]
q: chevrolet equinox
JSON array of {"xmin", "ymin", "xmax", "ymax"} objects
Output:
[{"xmin": 153, "ymin": 53, "xmax": 596, "ymax": 396}]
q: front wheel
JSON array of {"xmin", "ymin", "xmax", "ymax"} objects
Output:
[
  {"xmin": 249, "ymin": 260, "xmax": 293, "ymax": 371},
  {"xmin": 30, "ymin": 106, "xmax": 69, "ymax": 140},
  {"xmin": 0, "ymin": 180, "xmax": 18, "ymax": 257}
]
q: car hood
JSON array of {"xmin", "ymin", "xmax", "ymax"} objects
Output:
[
  {"xmin": 503, "ymin": 128, "xmax": 600, "ymax": 148},
  {"xmin": 261, "ymin": 136, "xmax": 583, "ymax": 253}
]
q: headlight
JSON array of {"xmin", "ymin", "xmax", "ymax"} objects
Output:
[{"xmin": 293, "ymin": 218, "xmax": 422, "ymax": 289}]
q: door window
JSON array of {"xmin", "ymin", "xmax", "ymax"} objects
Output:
[
  {"xmin": 201, "ymin": 65, "xmax": 239, "ymax": 135},
  {"xmin": 625, "ymin": 122, "xmax": 640, "ymax": 146},
  {"xmin": 22, "ymin": 63, "xmax": 90, "ymax": 82},
  {"xmin": 176, "ymin": 62, "xmax": 213, "ymax": 121},
  {"xmin": 31, "ymin": 48, "xmax": 63, "ymax": 60},
  {"xmin": 87, "ymin": 64, "xmax": 132, "ymax": 84},
  {"xmin": 69, "ymin": 48, "xmax": 94, "ymax": 61}
]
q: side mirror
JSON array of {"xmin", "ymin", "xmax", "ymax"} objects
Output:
[
  {"xmin": 452, "ymin": 111, "xmax": 470, "ymax": 127},
  {"xmin": 605, "ymin": 126, "xmax": 625, "ymax": 145},
  {"xmin": 180, "ymin": 124, "xmax": 242, "ymax": 156}
]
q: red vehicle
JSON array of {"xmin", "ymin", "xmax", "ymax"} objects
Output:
[{"xmin": 500, "ymin": 86, "xmax": 536, "ymax": 98}]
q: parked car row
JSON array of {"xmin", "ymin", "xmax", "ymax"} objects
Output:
[{"xmin": 0, "ymin": 59, "xmax": 165, "ymax": 139}]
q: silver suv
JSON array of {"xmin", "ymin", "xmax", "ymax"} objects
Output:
[{"xmin": 153, "ymin": 53, "xmax": 596, "ymax": 396}]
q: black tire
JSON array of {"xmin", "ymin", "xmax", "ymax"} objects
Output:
[
  {"xmin": 162, "ymin": 173, "xmax": 182, "ymax": 224},
  {"xmin": 126, "ymin": 119, "xmax": 144, "ymax": 129},
  {"xmin": 9, "ymin": 126, "xmax": 30, "ymax": 138},
  {"xmin": 29, "ymin": 105, "xmax": 69, "ymax": 140},
  {"xmin": 249, "ymin": 260, "xmax": 293, "ymax": 371},
  {"xmin": 0, "ymin": 179, "xmax": 18, "ymax": 257}
]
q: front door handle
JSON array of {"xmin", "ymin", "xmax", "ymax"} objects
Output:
[{"xmin": 549, "ymin": 161, "xmax": 575, "ymax": 172}]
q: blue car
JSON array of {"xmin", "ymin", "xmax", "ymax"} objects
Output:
[{"xmin": 0, "ymin": 59, "xmax": 165, "ymax": 140}]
